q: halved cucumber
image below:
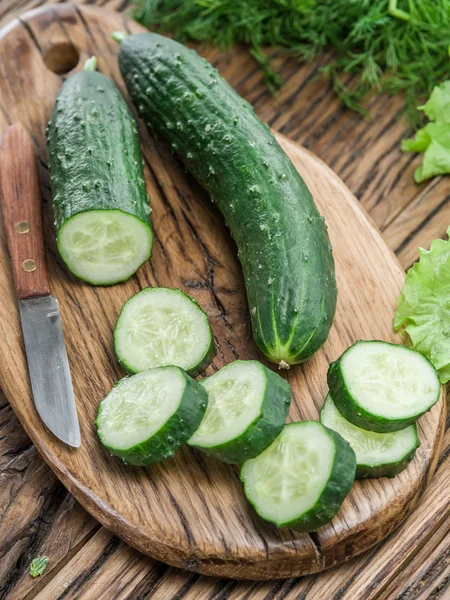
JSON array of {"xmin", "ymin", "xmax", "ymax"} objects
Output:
[
  {"xmin": 46, "ymin": 57, "xmax": 153, "ymax": 286},
  {"xmin": 188, "ymin": 360, "xmax": 291, "ymax": 463},
  {"xmin": 114, "ymin": 287, "xmax": 216, "ymax": 376},
  {"xmin": 328, "ymin": 341, "xmax": 440, "ymax": 433},
  {"xmin": 59, "ymin": 210, "xmax": 152, "ymax": 286},
  {"xmin": 240, "ymin": 421, "xmax": 356, "ymax": 531},
  {"xmin": 320, "ymin": 394, "xmax": 420, "ymax": 479},
  {"xmin": 95, "ymin": 366, "xmax": 208, "ymax": 466}
]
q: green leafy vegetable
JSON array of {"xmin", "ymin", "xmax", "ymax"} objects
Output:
[
  {"xmin": 402, "ymin": 81, "xmax": 450, "ymax": 182},
  {"xmin": 132, "ymin": 0, "xmax": 450, "ymax": 124},
  {"xmin": 394, "ymin": 228, "xmax": 450, "ymax": 383},
  {"xmin": 29, "ymin": 556, "xmax": 49, "ymax": 578}
]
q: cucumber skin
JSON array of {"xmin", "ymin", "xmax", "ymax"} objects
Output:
[
  {"xmin": 117, "ymin": 33, "xmax": 337, "ymax": 365},
  {"xmin": 319, "ymin": 399, "xmax": 420, "ymax": 479},
  {"xmin": 327, "ymin": 341, "xmax": 440, "ymax": 433},
  {"xmin": 46, "ymin": 68, "xmax": 152, "ymax": 282},
  {"xmin": 241, "ymin": 423, "xmax": 356, "ymax": 532},
  {"xmin": 355, "ymin": 441, "xmax": 418, "ymax": 479},
  {"xmin": 114, "ymin": 288, "xmax": 216, "ymax": 377},
  {"xmin": 189, "ymin": 361, "xmax": 292, "ymax": 464},
  {"xmin": 96, "ymin": 367, "xmax": 208, "ymax": 466}
]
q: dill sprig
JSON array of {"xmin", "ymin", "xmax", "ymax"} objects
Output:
[{"xmin": 132, "ymin": 0, "xmax": 450, "ymax": 126}]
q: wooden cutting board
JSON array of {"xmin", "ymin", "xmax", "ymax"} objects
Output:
[{"xmin": 0, "ymin": 3, "xmax": 445, "ymax": 581}]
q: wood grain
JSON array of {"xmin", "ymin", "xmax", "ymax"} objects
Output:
[
  {"xmin": 0, "ymin": 388, "xmax": 98, "ymax": 600},
  {"xmin": 0, "ymin": 3, "xmax": 445, "ymax": 582},
  {"xmin": 0, "ymin": 124, "xmax": 50, "ymax": 299},
  {"xmin": 19, "ymin": 423, "xmax": 450, "ymax": 600}
]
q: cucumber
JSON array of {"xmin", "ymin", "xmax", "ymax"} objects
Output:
[
  {"xmin": 188, "ymin": 360, "xmax": 291, "ymax": 463},
  {"xmin": 327, "ymin": 341, "xmax": 441, "ymax": 433},
  {"xmin": 320, "ymin": 394, "xmax": 420, "ymax": 479},
  {"xmin": 46, "ymin": 57, "xmax": 153, "ymax": 286},
  {"xmin": 114, "ymin": 287, "xmax": 215, "ymax": 376},
  {"xmin": 95, "ymin": 366, "xmax": 208, "ymax": 466},
  {"xmin": 240, "ymin": 421, "xmax": 356, "ymax": 531},
  {"xmin": 115, "ymin": 33, "xmax": 337, "ymax": 366}
]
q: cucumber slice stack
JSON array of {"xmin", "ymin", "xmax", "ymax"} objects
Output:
[
  {"xmin": 96, "ymin": 366, "xmax": 208, "ymax": 466},
  {"xmin": 328, "ymin": 341, "xmax": 440, "ymax": 433},
  {"xmin": 188, "ymin": 360, "xmax": 291, "ymax": 463},
  {"xmin": 320, "ymin": 394, "xmax": 420, "ymax": 479},
  {"xmin": 241, "ymin": 421, "xmax": 356, "ymax": 531},
  {"xmin": 115, "ymin": 287, "xmax": 216, "ymax": 376}
]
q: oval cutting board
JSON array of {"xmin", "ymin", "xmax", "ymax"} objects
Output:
[{"xmin": 0, "ymin": 3, "xmax": 445, "ymax": 580}]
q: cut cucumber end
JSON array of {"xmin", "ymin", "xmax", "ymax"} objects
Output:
[
  {"xmin": 58, "ymin": 209, "xmax": 153, "ymax": 286},
  {"xmin": 115, "ymin": 287, "xmax": 215, "ymax": 375},
  {"xmin": 328, "ymin": 341, "xmax": 441, "ymax": 432},
  {"xmin": 188, "ymin": 360, "xmax": 291, "ymax": 463},
  {"xmin": 241, "ymin": 421, "xmax": 356, "ymax": 530},
  {"xmin": 320, "ymin": 394, "xmax": 420, "ymax": 479}
]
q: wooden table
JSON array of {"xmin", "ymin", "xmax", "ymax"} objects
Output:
[{"xmin": 1, "ymin": 1, "xmax": 449, "ymax": 598}]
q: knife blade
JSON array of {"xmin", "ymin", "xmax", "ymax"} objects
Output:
[{"xmin": 0, "ymin": 124, "xmax": 80, "ymax": 447}]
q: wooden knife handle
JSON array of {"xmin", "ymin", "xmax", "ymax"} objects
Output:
[{"xmin": 0, "ymin": 124, "xmax": 50, "ymax": 300}]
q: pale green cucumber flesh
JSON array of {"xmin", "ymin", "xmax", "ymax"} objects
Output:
[
  {"xmin": 188, "ymin": 360, "xmax": 291, "ymax": 463},
  {"xmin": 328, "ymin": 340, "xmax": 441, "ymax": 433},
  {"xmin": 114, "ymin": 287, "xmax": 215, "ymax": 376},
  {"xmin": 95, "ymin": 366, "xmax": 208, "ymax": 466},
  {"xmin": 241, "ymin": 421, "xmax": 356, "ymax": 531},
  {"xmin": 320, "ymin": 394, "xmax": 420, "ymax": 479},
  {"xmin": 58, "ymin": 210, "xmax": 152, "ymax": 286}
]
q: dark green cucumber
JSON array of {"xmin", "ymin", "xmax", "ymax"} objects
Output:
[
  {"xmin": 95, "ymin": 366, "xmax": 208, "ymax": 466},
  {"xmin": 320, "ymin": 394, "xmax": 420, "ymax": 479},
  {"xmin": 328, "ymin": 340, "xmax": 441, "ymax": 433},
  {"xmin": 240, "ymin": 421, "xmax": 356, "ymax": 531},
  {"xmin": 188, "ymin": 360, "xmax": 291, "ymax": 463},
  {"xmin": 46, "ymin": 57, "xmax": 153, "ymax": 286},
  {"xmin": 116, "ymin": 33, "xmax": 337, "ymax": 366}
]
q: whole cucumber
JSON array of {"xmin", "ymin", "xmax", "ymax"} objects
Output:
[{"xmin": 117, "ymin": 34, "xmax": 336, "ymax": 364}]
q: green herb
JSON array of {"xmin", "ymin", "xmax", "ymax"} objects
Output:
[
  {"xmin": 402, "ymin": 81, "xmax": 450, "ymax": 182},
  {"xmin": 29, "ymin": 556, "xmax": 49, "ymax": 578},
  {"xmin": 132, "ymin": 0, "xmax": 450, "ymax": 125},
  {"xmin": 394, "ymin": 228, "xmax": 450, "ymax": 384}
]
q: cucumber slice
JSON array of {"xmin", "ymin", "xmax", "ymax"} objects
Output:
[
  {"xmin": 188, "ymin": 360, "xmax": 291, "ymax": 463},
  {"xmin": 240, "ymin": 421, "xmax": 356, "ymax": 531},
  {"xmin": 95, "ymin": 366, "xmax": 208, "ymax": 466},
  {"xmin": 327, "ymin": 341, "xmax": 441, "ymax": 433},
  {"xmin": 59, "ymin": 210, "xmax": 152, "ymax": 286},
  {"xmin": 114, "ymin": 287, "xmax": 216, "ymax": 376},
  {"xmin": 320, "ymin": 394, "xmax": 420, "ymax": 479}
]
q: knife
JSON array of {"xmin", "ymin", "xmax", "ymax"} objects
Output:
[{"xmin": 0, "ymin": 124, "xmax": 80, "ymax": 447}]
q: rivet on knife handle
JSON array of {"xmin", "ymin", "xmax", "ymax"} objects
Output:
[{"xmin": 0, "ymin": 124, "xmax": 51, "ymax": 299}]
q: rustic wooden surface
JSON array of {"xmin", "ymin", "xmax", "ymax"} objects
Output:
[
  {"xmin": 0, "ymin": 0, "xmax": 449, "ymax": 598},
  {"xmin": 1, "ymin": 3, "xmax": 444, "ymax": 581}
]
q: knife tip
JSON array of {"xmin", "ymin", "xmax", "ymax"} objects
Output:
[{"xmin": 52, "ymin": 426, "xmax": 81, "ymax": 448}]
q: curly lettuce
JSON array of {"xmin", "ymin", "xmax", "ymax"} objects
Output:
[
  {"xmin": 394, "ymin": 228, "xmax": 450, "ymax": 383},
  {"xmin": 402, "ymin": 81, "xmax": 450, "ymax": 183}
]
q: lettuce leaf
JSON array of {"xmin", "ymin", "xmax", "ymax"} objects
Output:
[
  {"xmin": 402, "ymin": 81, "xmax": 450, "ymax": 183},
  {"xmin": 394, "ymin": 228, "xmax": 450, "ymax": 383}
]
